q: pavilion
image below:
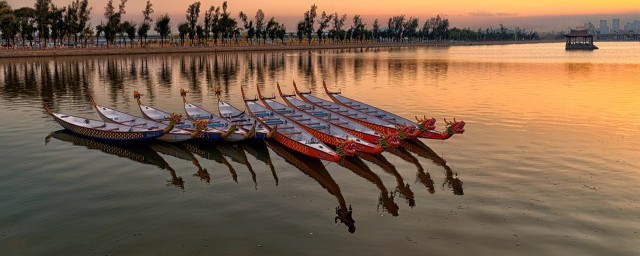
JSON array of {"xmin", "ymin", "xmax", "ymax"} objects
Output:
[{"xmin": 564, "ymin": 29, "xmax": 598, "ymax": 50}]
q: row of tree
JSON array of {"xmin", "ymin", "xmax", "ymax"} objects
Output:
[
  {"xmin": 0, "ymin": 0, "xmax": 541, "ymax": 48},
  {"xmin": 1, "ymin": 0, "xmax": 94, "ymax": 47},
  {"xmin": 448, "ymin": 24, "xmax": 540, "ymax": 41}
]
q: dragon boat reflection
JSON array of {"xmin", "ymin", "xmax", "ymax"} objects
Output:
[
  {"xmin": 239, "ymin": 141, "xmax": 278, "ymax": 187},
  {"xmin": 46, "ymin": 130, "xmax": 185, "ymax": 189},
  {"xmin": 266, "ymin": 141, "xmax": 356, "ymax": 233},
  {"xmin": 182, "ymin": 142, "xmax": 238, "ymax": 183},
  {"xmin": 339, "ymin": 157, "xmax": 399, "ymax": 216},
  {"xmin": 148, "ymin": 142, "xmax": 211, "ymax": 183},
  {"xmin": 386, "ymin": 147, "xmax": 435, "ymax": 194},
  {"xmin": 357, "ymin": 153, "xmax": 415, "ymax": 208},
  {"xmin": 401, "ymin": 139, "xmax": 464, "ymax": 195},
  {"xmin": 216, "ymin": 143, "xmax": 257, "ymax": 189}
]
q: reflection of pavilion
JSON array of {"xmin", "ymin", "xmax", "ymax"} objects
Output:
[{"xmin": 564, "ymin": 29, "xmax": 598, "ymax": 50}]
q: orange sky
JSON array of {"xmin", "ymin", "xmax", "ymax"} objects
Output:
[{"xmin": 6, "ymin": 0, "xmax": 640, "ymax": 30}]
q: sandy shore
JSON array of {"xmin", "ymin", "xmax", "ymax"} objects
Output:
[{"xmin": 0, "ymin": 40, "xmax": 560, "ymax": 59}]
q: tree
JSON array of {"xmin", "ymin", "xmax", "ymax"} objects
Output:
[
  {"xmin": 120, "ymin": 20, "xmax": 132, "ymax": 46},
  {"xmin": 239, "ymin": 11, "xmax": 255, "ymax": 44},
  {"xmin": 275, "ymin": 24, "xmax": 286, "ymax": 43},
  {"xmin": 402, "ymin": 17, "xmax": 419, "ymax": 41},
  {"xmin": 351, "ymin": 15, "xmax": 366, "ymax": 42},
  {"xmin": 372, "ymin": 19, "xmax": 380, "ymax": 42},
  {"xmin": 178, "ymin": 22, "xmax": 188, "ymax": 45},
  {"xmin": 266, "ymin": 17, "xmax": 278, "ymax": 42},
  {"xmin": 316, "ymin": 11, "xmax": 332, "ymax": 44},
  {"xmin": 296, "ymin": 21, "xmax": 304, "ymax": 43},
  {"xmin": 254, "ymin": 9, "xmax": 264, "ymax": 44},
  {"xmin": 186, "ymin": 1, "xmax": 200, "ymax": 41},
  {"xmin": 76, "ymin": 0, "xmax": 91, "ymax": 44},
  {"xmin": 83, "ymin": 26, "xmax": 93, "ymax": 46},
  {"xmin": 203, "ymin": 6, "xmax": 214, "ymax": 41},
  {"xmin": 14, "ymin": 7, "xmax": 35, "ymax": 47},
  {"xmin": 137, "ymin": 23, "xmax": 149, "ymax": 46},
  {"xmin": 49, "ymin": 4, "xmax": 69, "ymax": 47},
  {"xmin": 95, "ymin": 23, "xmax": 104, "ymax": 45},
  {"xmin": 330, "ymin": 13, "xmax": 346, "ymax": 42},
  {"xmin": 209, "ymin": 5, "xmax": 220, "ymax": 44},
  {"xmin": 34, "ymin": 0, "xmax": 51, "ymax": 46},
  {"xmin": 154, "ymin": 14, "xmax": 171, "ymax": 46},
  {"xmin": 139, "ymin": 0, "xmax": 153, "ymax": 45},
  {"xmin": 103, "ymin": 0, "xmax": 127, "ymax": 46},
  {"xmin": 217, "ymin": 1, "xmax": 236, "ymax": 44},
  {"xmin": 302, "ymin": 4, "xmax": 317, "ymax": 44},
  {"xmin": 387, "ymin": 15, "xmax": 405, "ymax": 41},
  {"xmin": 0, "ymin": 3, "xmax": 18, "ymax": 47},
  {"xmin": 125, "ymin": 21, "xmax": 136, "ymax": 47}
]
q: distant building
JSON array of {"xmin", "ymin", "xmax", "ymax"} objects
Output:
[
  {"xmin": 600, "ymin": 20, "xmax": 609, "ymax": 34},
  {"xmin": 612, "ymin": 18, "xmax": 620, "ymax": 33},
  {"xmin": 623, "ymin": 20, "xmax": 640, "ymax": 32}
]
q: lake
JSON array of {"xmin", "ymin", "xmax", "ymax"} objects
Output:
[{"xmin": 0, "ymin": 42, "xmax": 639, "ymax": 255}]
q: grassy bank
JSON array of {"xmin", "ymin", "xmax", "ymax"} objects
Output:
[{"xmin": 0, "ymin": 40, "xmax": 561, "ymax": 59}]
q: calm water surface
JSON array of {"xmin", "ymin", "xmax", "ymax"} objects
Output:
[{"xmin": 1, "ymin": 42, "xmax": 639, "ymax": 255}]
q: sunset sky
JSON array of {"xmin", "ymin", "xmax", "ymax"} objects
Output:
[{"xmin": 6, "ymin": 0, "xmax": 640, "ymax": 31}]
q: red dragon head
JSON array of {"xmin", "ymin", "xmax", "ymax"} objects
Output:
[
  {"xmin": 444, "ymin": 118, "xmax": 465, "ymax": 135},
  {"xmin": 397, "ymin": 124, "xmax": 420, "ymax": 139},
  {"xmin": 378, "ymin": 131, "xmax": 401, "ymax": 148},
  {"xmin": 336, "ymin": 137, "xmax": 357, "ymax": 157},
  {"xmin": 415, "ymin": 115, "xmax": 437, "ymax": 132}
]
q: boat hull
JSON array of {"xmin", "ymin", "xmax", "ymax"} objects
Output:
[
  {"xmin": 53, "ymin": 116, "xmax": 163, "ymax": 142},
  {"xmin": 94, "ymin": 107, "xmax": 192, "ymax": 143},
  {"xmin": 271, "ymin": 133, "xmax": 342, "ymax": 162}
]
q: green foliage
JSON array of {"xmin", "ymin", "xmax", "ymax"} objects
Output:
[
  {"xmin": 178, "ymin": 22, "xmax": 188, "ymax": 45},
  {"xmin": 154, "ymin": 13, "xmax": 171, "ymax": 45},
  {"xmin": 186, "ymin": 1, "xmax": 200, "ymax": 40},
  {"xmin": 103, "ymin": 0, "xmax": 127, "ymax": 45}
]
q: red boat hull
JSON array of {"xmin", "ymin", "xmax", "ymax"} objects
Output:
[{"xmin": 272, "ymin": 133, "xmax": 342, "ymax": 162}]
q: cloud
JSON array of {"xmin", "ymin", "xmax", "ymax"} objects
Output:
[{"xmin": 468, "ymin": 11, "xmax": 517, "ymax": 17}]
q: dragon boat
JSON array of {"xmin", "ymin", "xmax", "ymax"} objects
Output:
[
  {"xmin": 278, "ymin": 83, "xmax": 398, "ymax": 150},
  {"xmin": 88, "ymin": 95, "xmax": 194, "ymax": 143},
  {"xmin": 292, "ymin": 82, "xmax": 406, "ymax": 141},
  {"xmin": 241, "ymin": 86, "xmax": 342, "ymax": 162},
  {"xmin": 133, "ymin": 91, "xmax": 236, "ymax": 141},
  {"xmin": 44, "ymin": 102, "xmax": 175, "ymax": 142},
  {"xmin": 258, "ymin": 85, "xmax": 381, "ymax": 156},
  {"xmin": 214, "ymin": 86, "xmax": 269, "ymax": 139},
  {"xmin": 179, "ymin": 89, "xmax": 252, "ymax": 142},
  {"xmin": 322, "ymin": 81, "xmax": 465, "ymax": 140}
]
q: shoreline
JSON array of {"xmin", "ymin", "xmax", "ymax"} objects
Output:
[{"xmin": 0, "ymin": 40, "xmax": 562, "ymax": 59}]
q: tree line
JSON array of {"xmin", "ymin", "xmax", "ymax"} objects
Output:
[{"xmin": 0, "ymin": 0, "xmax": 541, "ymax": 48}]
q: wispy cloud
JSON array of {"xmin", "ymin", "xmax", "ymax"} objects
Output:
[{"xmin": 468, "ymin": 11, "xmax": 517, "ymax": 17}]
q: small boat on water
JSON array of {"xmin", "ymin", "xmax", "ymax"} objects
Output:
[
  {"xmin": 88, "ymin": 95, "xmax": 194, "ymax": 143},
  {"xmin": 242, "ymin": 86, "xmax": 342, "ymax": 162},
  {"xmin": 179, "ymin": 89, "xmax": 251, "ymax": 142},
  {"xmin": 214, "ymin": 86, "xmax": 269, "ymax": 139},
  {"xmin": 44, "ymin": 102, "xmax": 175, "ymax": 142},
  {"xmin": 322, "ymin": 81, "xmax": 466, "ymax": 140},
  {"xmin": 292, "ymin": 82, "xmax": 403, "ymax": 146},
  {"xmin": 134, "ymin": 91, "xmax": 235, "ymax": 141},
  {"xmin": 278, "ymin": 83, "xmax": 397, "ymax": 150},
  {"xmin": 258, "ymin": 85, "xmax": 381, "ymax": 155}
]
